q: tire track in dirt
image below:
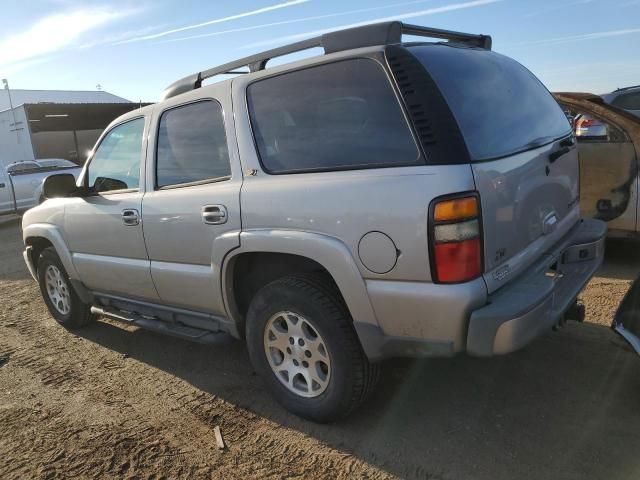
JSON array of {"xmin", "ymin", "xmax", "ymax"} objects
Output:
[
  {"xmin": 117, "ymin": 369, "xmax": 394, "ymax": 480},
  {"xmin": 0, "ymin": 278, "xmax": 393, "ymax": 479},
  {"xmin": 0, "ymin": 403, "xmax": 200, "ymax": 479}
]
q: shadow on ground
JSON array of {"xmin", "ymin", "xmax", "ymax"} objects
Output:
[
  {"xmin": 77, "ymin": 318, "xmax": 640, "ymax": 480},
  {"xmin": 0, "ymin": 217, "xmax": 31, "ymax": 281},
  {"xmin": 599, "ymin": 238, "xmax": 640, "ymax": 281}
]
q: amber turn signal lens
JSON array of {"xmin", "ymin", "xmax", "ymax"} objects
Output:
[{"xmin": 433, "ymin": 197, "xmax": 478, "ymax": 222}]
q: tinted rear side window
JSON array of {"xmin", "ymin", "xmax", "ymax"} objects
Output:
[
  {"xmin": 156, "ymin": 100, "xmax": 231, "ymax": 188},
  {"xmin": 409, "ymin": 45, "xmax": 571, "ymax": 161},
  {"xmin": 247, "ymin": 58, "xmax": 420, "ymax": 174}
]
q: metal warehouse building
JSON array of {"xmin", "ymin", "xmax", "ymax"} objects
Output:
[{"xmin": 0, "ymin": 89, "xmax": 145, "ymax": 169}]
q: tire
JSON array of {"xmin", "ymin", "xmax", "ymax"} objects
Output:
[
  {"xmin": 246, "ymin": 274, "xmax": 379, "ymax": 422},
  {"xmin": 37, "ymin": 247, "xmax": 94, "ymax": 329}
]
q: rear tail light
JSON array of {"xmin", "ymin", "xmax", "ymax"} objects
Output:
[{"xmin": 430, "ymin": 194, "xmax": 483, "ymax": 283}]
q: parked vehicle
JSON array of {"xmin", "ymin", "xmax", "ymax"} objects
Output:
[
  {"xmin": 555, "ymin": 92, "xmax": 640, "ymax": 237},
  {"xmin": 0, "ymin": 158, "xmax": 81, "ymax": 216},
  {"xmin": 22, "ymin": 22, "xmax": 606, "ymax": 422},
  {"xmin": 601, "ymin": 85, "xmax": 640, "ymax": 118},
  {"xmin": 29, "ymin": 159, "xmax": 79, "ymax": 170},
  {"xmin": 575, "ymin": 113, "xmax": 608, "ymax": 138}
]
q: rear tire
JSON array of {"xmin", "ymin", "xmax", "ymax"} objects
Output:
[
  {"xmin": 246, "ymin": 274, "xmax": 379, "ymax": 422},
  {"xmin": 37, "ymin": 247, "xmax": 94, "ymax": 329}
]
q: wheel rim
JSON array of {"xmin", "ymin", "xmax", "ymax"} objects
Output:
[
  {"xmin": 45, "ymin": 265, "xmax": 71, "ymax": 315},
  {"xmin": 263, "ymin": 311, "xmax": 331, "ymax": 398}
]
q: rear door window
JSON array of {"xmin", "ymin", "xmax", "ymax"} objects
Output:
[
  {"xmin": 409, "ymin": 45, "xmax": 572, "ymax": 161},
  {"xmin": 247, "ymin": 58, "xmax": 420, "ymax": 174},
  {"xmin": 156, "ymin": 100, "xmax": 231, "ymax": 188}
]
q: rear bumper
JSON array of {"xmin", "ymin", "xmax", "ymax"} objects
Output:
[{"xmin": 467, "ymin": 218, "xmax": 607, "ymax": 356}]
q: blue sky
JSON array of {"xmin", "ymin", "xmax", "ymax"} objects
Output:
[{"xmin": 1, "ymin": 0, "xmax": 639, "ymax": 101}]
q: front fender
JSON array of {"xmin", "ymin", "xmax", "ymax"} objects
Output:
[
  {"xmin": 221, "ymin": 229, "xmax": 380, "ymax": 332},
  {"xmin": 22, "ymin": 223, "xmax": 79, "ymax": 280}
]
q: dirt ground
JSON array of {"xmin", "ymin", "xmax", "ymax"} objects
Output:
[{"xmin": 0, "ymin": 216, "xmax": 638, "ymax": 480}]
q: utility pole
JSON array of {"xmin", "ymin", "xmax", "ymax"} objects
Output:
[
  {"xmin": 2, "ymin": 78, "xmax": 28, "ymax": 164},
  {"xmin": 2, "ymin": 78, "xmax": 20, "ymax": 141}
]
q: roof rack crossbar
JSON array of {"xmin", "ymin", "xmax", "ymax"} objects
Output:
[
  {"xmin": 161, "ymin": 21, "xmax": 491, "ymax": 100},
  {"xmin": 401, "ymin": 23, "xmax": 491, "ymax": 49}
]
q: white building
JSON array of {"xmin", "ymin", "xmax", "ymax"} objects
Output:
[{"xmin": 0, "ymin": 89, "xmax": 143, "ymax": 168}]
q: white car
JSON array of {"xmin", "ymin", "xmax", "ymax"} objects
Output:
[{"xmin": 574, "ymin": 113, "xmax": 608, "ymax": 138}]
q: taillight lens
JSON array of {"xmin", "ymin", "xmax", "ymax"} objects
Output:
[{"xmin": 430, "ymin": 195, "xmax": 483, "ymax": 283}]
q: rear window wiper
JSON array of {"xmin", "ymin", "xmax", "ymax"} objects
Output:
[{"xmin": 522, "ymin": 136, "xmax": 555, "ymax": 150}]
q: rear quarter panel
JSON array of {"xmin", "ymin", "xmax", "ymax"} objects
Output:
[
  {"xmin": 241, "ymin": 166, "xmax": 477, "ymax": 282},
  {"xmin": 232, "ymin": 77, "xmax": 475, "ymax": 281}
]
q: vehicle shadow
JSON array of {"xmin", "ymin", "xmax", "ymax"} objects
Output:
[
  {"xmin": 77, "ymin": 319, "xmax": 640, "ymax": 480},
  {"xmin": 0, "ymin": 217, "xmax": 31, "ymax": 281}
]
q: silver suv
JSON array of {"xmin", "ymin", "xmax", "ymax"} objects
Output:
[{"xmin": 22, "ymin": 22, "xmax": 606, "ymax": 422}]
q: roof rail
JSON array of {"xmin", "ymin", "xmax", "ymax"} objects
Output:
[
  {"xmin": 161, "ymin": 21, "xmax": 492, "ymax": 100},
  {"xmin": 613, "ymin": 84, "xmax": 640, "ymax": 92}
]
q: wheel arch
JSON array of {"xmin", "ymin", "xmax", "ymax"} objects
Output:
[
  {"xmin": 221, "ymin": 230, "xmax": 379, "ymax": 338},
  {"xmin": 23, "ymin": 223, "xmax": 79, "ymax": 279}
]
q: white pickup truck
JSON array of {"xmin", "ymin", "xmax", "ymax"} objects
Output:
[{"xmin": 0, "ymin": 159, "xmax": 82, "ymax": 216}]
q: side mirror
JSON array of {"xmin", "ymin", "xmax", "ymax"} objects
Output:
[
  {"xmin": 43, "ymin": 174, "xmax": 78, "ymax": 199},
  {"xmin": 93, "ymin": 177, "xmax": 128, "ymax": 192}
]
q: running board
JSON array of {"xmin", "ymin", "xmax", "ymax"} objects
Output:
[{"xmin": 90, "ymin": 306, "xmax": 233, "ymax": 345}]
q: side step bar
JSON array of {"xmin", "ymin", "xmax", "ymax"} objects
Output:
[{"xmin": 91, "ymin": 306, "xmax": 233, "ymax": 345}]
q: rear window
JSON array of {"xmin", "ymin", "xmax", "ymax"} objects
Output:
[
  {"xmin": 611, "ymin": 92, "xmax": 640, "ymax": 110},
  {"xmin": 409, "ymin": 45, "xmax": 571, "ymax": 161},
  {"xmin": 247, "ymin": 58, "xmax": 420, "ymax": 174}
]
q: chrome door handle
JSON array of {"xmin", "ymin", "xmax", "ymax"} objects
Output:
[
  {"xmin": 202, "ymin": 204, "xmax": 227, "ymax": 225},
  {"xmin": 122, "ymin": 208, "xmax": 140, "ymax": 226}
]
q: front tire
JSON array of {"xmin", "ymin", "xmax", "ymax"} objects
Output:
[
  {"xmin": 246, "ymin": 274, "xmax": 379, "ymax": 422},
  {"xmin": 37, "ymin": 247, "xmax": 94, "ymax": 329}
]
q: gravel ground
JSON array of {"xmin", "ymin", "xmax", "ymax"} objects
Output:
[{"xmin": 0, "ymin": 217, "xmax": 639, "ymax": 480}]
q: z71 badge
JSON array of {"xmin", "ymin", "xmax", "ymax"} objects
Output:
[{"xmin": 493, "ymin": 264, "xmax": 511, "ymax": 282}]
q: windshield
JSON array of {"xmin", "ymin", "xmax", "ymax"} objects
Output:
[{"xmin": 410, "ymin": 44, "xmax": 572, "ymax": 161}]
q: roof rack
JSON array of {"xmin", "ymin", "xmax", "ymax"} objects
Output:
[{"xmin": 161, "ymin": 21, "xmax": 492, "ymax": 100}]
